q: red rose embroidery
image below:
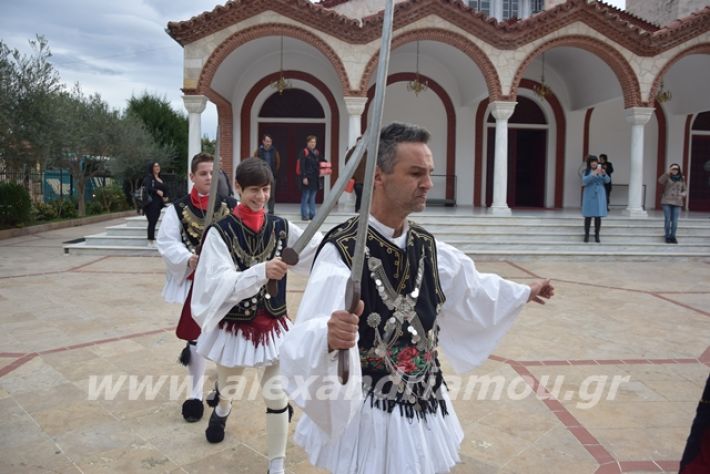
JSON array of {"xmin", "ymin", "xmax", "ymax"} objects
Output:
[{"xmin": 397, "ymin": 346, "xmax": 419, "ymax": 363}]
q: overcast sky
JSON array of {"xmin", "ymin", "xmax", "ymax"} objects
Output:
[{"xmin": 0, "ymin": 0, "xmax": 626, "ymax": 139}]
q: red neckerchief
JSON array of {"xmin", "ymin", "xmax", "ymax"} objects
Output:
[
  {"xmin": 234, "ymin": 203, "xmax": 265, "ymax": 232},
  {"xmin": 190, "ymin": 187, "xmax": 209, "ymax": 211}
]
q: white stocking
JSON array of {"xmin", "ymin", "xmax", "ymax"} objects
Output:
[
  {"xmin": 261, "ymin": 363, "xmax": 289, "ymax": 463},
  {"xmin": 187, "ymin": 343, "xmax": 206, "ymax": 400},
  {"xmin": 215, "ymin": 364, "xmax": 244, "ymax": 417}
]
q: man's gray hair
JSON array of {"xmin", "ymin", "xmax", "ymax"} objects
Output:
[{"xmin": 377, "ymin": 122, "xmax": 430, "ymax": 173}]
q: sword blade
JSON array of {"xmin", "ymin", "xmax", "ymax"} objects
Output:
[
  {"xmin": 280, "ymin": 138, "xmax": 367, "ymax": 264},
  {"xmin": 340, "ymin": 0, "xmax": 396, "ymax": 384},
  {"xmin": 204, "ymin": 124, "xmax": 222, "ymax": 230}
]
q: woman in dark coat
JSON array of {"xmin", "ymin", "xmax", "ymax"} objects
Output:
[
  {"xmin": 581, "ymin": 155, "xmax": 610, "ymax": 243},
  {"xmin": 142, "ymin": 161, "xmax": 168, "ymax": 245},
  {"xmin": 297, "ymin": 135, "xmax": 323, "ymax": 221}
]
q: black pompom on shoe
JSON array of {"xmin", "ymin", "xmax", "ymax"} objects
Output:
[
  {"xmin": 205, "ymin": 409, "xmax": 229, "ymax": 443},
  {"xmin": 182, "ymin": 398, "xmax": 204, "ymax": 422},
  {"xmin": 205, "ymin": 382, "xmax": 221, "ymax": 408}
]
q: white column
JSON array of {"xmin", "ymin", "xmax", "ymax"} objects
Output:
[
  {"xmin": 182, "ymin": 95, "xmax": 207, "ymax": 192},
  {"xmin": 344, "ymin": 96, "xmax": 367, "ymax": 147},
  {"xmin": 623, "ymin": 107, "xmax": 654, "ymax": 217},
  {"xmin": 489, "ymin": 101, "xmax": 517, "ymax": 216}
]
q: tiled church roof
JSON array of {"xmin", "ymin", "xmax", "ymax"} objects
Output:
[{"xmin": 166, "ymin": 0, "xmax": 710, "ymax": 55}]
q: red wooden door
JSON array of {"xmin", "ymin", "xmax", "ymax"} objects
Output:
[
  {"xmin": 689, "ymin": 135, "xmax": 710, "ymax": 211},
  {"xmin": 257, "ymin": 123, "xmax": 326, "ymax": 204}
]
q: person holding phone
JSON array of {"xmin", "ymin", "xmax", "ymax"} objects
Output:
[
  {"xmin": 658, "ymin": 164, "xmax": 687, "ymax": 244},
  {"xmin": 581, "ymin": 155, "xmax": 610, "ymax": 243}
]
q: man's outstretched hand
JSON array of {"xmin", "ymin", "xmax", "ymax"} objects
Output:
[{"xmin": 528, "ymin": 279, "xmax": 555, "ymax": 304}]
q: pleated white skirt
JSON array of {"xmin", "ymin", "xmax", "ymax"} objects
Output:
[
  {"xmin": 294, "ymin": 389, "xmax": 463, "ymax": 474},
  {"xmin": 196, "ymin": 318, "xmax": 292, "ymax": 368}
]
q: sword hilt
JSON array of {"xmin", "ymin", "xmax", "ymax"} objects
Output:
[
  {"xmin": 339, "ymin": 278, "xmax": 361, "ymax": 385},
  {"xmin": 265, "ymin": 248, "xmax": 300, "ymax": 297}
]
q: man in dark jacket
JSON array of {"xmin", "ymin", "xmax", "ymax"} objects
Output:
[{"xmin": 253, "ymin": 134, "xmax": 281, "ymax": 214}]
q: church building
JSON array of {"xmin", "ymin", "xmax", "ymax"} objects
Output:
[{"xmin": 167, "ymin": 0, "xmax": 710, "ymax": 214}]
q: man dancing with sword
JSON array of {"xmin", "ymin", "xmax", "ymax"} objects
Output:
[{"xmin": 279, "ymin": 122, "xmax": 555, "ymax": 473}]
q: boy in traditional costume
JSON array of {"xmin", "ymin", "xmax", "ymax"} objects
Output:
[
  {"xmin": 157, "ymin": 152, "xmax": 237, "ymax": 422},
  {"xmin": 191, "ymin": 157, "xmax": 322, "ymax": 474},
  {"xmin": 280, "ymin": 122, "xmax": 555, "ymax": 473}
]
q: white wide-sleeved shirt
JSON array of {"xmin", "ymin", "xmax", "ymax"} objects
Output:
[
  {"xmin": 191, "ymin": 218, "xmax": 322, "ymax": 367},
  {"xmin": 156, "ymin": 205, "xmax": 193, "ymax": 304},
  {"xmin": 279, "ymin": 216, "xmax": 531, "ymax": 474}
]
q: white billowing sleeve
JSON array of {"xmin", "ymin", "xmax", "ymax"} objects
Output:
[
  {"xmin": 156, "ymin": 206, "xmax": 192, "ymax": 304},
  {"xmin": 279, "ymin": 243, "xmax": 363, "ymax": 441},
  {"xmin": 191, "ymin": 227, "xmax": 268, "ymax": 333},
  {"xmin": 435, "ymin": 240, "xmax": 531, "ymax": 374}
]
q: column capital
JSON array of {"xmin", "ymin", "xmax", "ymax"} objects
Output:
[
  {"xmin": 344, "ymin": 96, "xmax": 368, "ymax": 116},
  {"xmin": 182, "ymin": 95, "xmax": 207, "ymax": 114},
  {"xmin": 490, "ymin": 101, "xmax": 517, "ymax": 121},
  {"xmin": 624, "ymin": 107, "xmax": 654, "ymax": 126}
]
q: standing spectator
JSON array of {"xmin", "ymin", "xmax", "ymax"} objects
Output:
[
  {"xmin": 658, "ymin": 164, "xmax": 688, "ymax": 244},
  {"xmin": 345, "ymin": 137, "xmax": 367, "ymax": 213},
  {"xmin": 581, "ymin": 155, "xmax": 610, "ymax": 243},
  {"xmin": 297, "ymin": 135, "xmax": 324, "ymax": 221},
  {"xmin": 142, "ymin": 161, "xmax": 168, "ymax": 246},
  {"xmin": 253, "ymin": 134, "xmax": 281, "ymax": 214},
  {"xmin": 599, "ymin": 153, "xmax": 614, "ymax": 210}
]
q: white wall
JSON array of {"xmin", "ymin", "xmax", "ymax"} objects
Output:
[{"xmin": 367, "ymin": 83, "xmax": 448, "ymax": 201}]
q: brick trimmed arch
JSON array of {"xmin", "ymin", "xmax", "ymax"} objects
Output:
[
  {"xmin": 650, "ymin": 43, "xmax": 710, "ymax": 103},
  {"xmin": 358, "ymin": 28, "xmax": 502, "ymax": 99},
  {"xmin": 510, "ymin": 36, "xmax": 641, "ymax": 108},
  {"xmin": 240, "ymin": 70, "xmax": 340, "ymax": 180},
  {"xmin": 197, "ymin": 23, "xmax": 350, "ymax": 95},
  {"xmin": 361, "ymin": 72, "xmax": 456, "ymax": 203},
  {"xmin": 197, "ymin": 89, "xmax": 234, "ymax": 180}
]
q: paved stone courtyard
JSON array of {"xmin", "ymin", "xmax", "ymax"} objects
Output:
[{"xmin": 1, "ymin": 217, "xmax": 709, "ymax": 473}]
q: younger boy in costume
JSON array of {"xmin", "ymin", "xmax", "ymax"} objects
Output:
[{"xmin": 191, "ymin": 157, "xmax": 322, "ymax": 474}]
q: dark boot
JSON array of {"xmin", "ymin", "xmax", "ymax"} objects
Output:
[
  {"xmin": 205, "ymin": 408, "xmax": 230, "ymax": 443},
  {"xmin": 182, "ymin": 399, "xmax": 204, "ymax": 422},
  {"xmin": 584, "ymin": 217, "xmax": 591, "ymax": 243},
  {"xmin": 594, "ymin": 217, "xmax": 601, "ymax": 243}
]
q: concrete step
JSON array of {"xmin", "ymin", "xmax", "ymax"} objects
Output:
[{"xmin": 64, "ymin": 209, "xmax": 710, "ymax": 259}]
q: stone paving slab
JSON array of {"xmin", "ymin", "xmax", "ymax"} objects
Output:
[{"xmin": 0, "ymin": 220, "xmax": 708, "ymax": 473}]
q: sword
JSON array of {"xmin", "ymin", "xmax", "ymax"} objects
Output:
[
  {"xmin": 340, "ymin": 0, "xmax": 395, "ymax": 384},
  {"xmin": 266, "ymin": 138, "xmax": 367, "ymax": 296},
  {"xmin": 204, "ymin": 123, "xmax": 222, "ymax": 231}
]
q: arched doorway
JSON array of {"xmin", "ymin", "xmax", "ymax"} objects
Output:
[
  {"xmin": 689, "ymin": 111, "xmax": 710, "ymax": 211},
  {"xmin": 257, "ymin": 89, "xmax": 326, "ymax": 204},
  {"xmin": 485, "ymin": 96, "xmax": 548, "ymax": 208}
]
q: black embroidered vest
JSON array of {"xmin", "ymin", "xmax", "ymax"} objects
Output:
[
  {"xmin": 319, "ymin": 217, "xmax": 448, "ymax": 419},
  {"xmin": 212, "ymin": 214, "xmax": 289, "ymax": 322},
  {"xmin": 172, "ymin": 195, "xmax": 237, "ymax": 253}
]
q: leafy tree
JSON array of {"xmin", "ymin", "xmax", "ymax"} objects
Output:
[
  {"xmin": 201, "ymin": 135, "xmax": 216, "ymax": 155},
  {"xmin": 0, "ymin": 36, "xmax": 63, "ymax": 173},
  {"xmin": 108, "ymin": 114, "xmax": 171, "ymax": 198},
  {"xmin": 126, "ymin": 94, "xmax": 188, "ymax": 175},
  {"xmin": 48, "ymin": 86, "xmax": 118, "ymax": 216}
]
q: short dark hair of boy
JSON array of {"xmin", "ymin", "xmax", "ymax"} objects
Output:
[
  {"xmin": 236, "ymin": 157, "xmax": 274, "ymax": 189},
  {"xmin": 191, "ymin": 152, "xmax": 214, "ymax": 174},
  {"xmin": 306, "ymin": 135, "xmax": 317, "ymax": 143}
]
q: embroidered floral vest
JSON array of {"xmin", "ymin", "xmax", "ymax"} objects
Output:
[{"xmin": 319, "ymin": 217, "xmax": 448, "ymax": 419}]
